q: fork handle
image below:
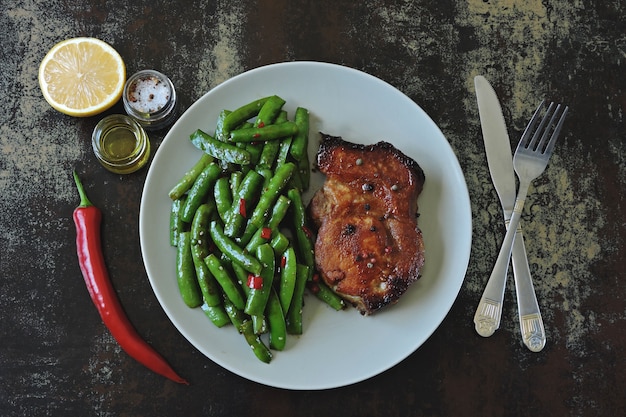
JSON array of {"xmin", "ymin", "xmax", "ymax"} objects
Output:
[
  {"xmin": 474, "ymin": 191, "xmax": 527, "ymax": 337},
  {"xmin": 511, "ymin": 227, "xmax": 546, "ymax": 351}
]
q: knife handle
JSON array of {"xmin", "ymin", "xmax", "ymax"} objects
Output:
[
  {"xmin": 511, "ymin": 224, "xmax": 546, "ymax": 352},
  {"xmin": 473, "ymin": 206, "xmax": 524, "ymax": 337}
]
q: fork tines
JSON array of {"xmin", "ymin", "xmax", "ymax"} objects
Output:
[{"xmin": 520, "ymin": 100, "xmax": 569, "ymax": 154}]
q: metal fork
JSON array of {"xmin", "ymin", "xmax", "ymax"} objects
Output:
[{"xmin": 474, "ymin": 100, "xmax": 568, "ymax": 339}]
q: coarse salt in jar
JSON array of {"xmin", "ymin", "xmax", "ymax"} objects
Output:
[{"xmin": 123, "ymin": 69, "xmax": 177, "ymax": 130}]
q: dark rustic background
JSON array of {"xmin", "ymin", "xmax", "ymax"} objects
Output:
[{"xmin": 1, "ymin": 1, "xmax": 624, "ymax": 416}]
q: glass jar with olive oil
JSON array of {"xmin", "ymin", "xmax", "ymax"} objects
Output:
[{"xmin": 92, "ymin": 114, "xmax": 150, "ymax": 174}]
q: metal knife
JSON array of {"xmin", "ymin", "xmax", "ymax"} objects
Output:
[{"xmin": 473, "ymin": 75, "xmax": 546, "ymax": 351}]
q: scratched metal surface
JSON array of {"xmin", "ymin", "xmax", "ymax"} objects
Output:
[{"xmin": 1, "ymin": 1, "xmax": 624, "ymax": 416}]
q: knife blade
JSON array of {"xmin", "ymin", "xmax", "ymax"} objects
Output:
[{"xmin": 473, "ymin": 76, "xmax": 546, "ymax": 351}]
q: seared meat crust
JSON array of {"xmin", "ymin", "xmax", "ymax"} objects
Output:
[{"xmin": 309, "ymin": 134, "xmax": 425, "ymax": 315}]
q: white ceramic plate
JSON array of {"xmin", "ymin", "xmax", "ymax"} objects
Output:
[{"xmin": 140, "ymin": 62, "xmax": 471, "ymax": 390}]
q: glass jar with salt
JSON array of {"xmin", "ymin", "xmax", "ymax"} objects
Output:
[{"xmin": 123, "ymin": 70, "xmax": 177, "ymax": 131}]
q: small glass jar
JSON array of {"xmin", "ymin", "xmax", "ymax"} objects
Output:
[
  {"xmin": 92, "ymin": 114, "xmax": 150, "ymax": 174},
  {"xmin": 123, "ymin": 69, "xmax": 177, "ymax": 130}
]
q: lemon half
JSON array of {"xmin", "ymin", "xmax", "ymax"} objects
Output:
[{"xmin": 38, "ymin": 37, "xmax": 126, "ymax": 117}]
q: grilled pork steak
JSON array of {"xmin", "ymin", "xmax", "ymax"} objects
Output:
[{"xmin": 309, "ymin": 134, "xmax": 426, "ymax": 315}]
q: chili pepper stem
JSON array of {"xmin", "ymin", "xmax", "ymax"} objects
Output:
[{"xmin": 73, "ymin": 171, "xmax": 94, "ymax": 208}]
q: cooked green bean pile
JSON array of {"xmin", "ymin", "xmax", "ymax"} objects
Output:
[{"xmin": 168, "ymin": 95, "xmax": 345, "ymax": 363}]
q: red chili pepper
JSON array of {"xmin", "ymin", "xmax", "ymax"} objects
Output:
[
  {"xmin": 247, "ymin": 274, "xmax": 263, "ymax": 290},
  {"xmin": 72, "ymin": 171, "xmax": 188, "ymax": 385},
  {"xmin": 280, "ymin": 256, "xmax": 287, "ymax": 269},
  {"xmin": 302, "ymin": 225, "xmax": 313, "ymax": 239},
  {"xmin": 260, "ymin": 227, "xmax": 272, "ymax": 240},
  {"xmin": 238, "ymin": 198, "xmax": 247, "ymax": 218}
]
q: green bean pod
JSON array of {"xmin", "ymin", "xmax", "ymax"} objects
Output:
[
  {"xmin": 213, "ymin": 176, "xmax": 233, "ymax": 224},
  {"xmin": 289, "ymin": 107, "xmax": 309, "ymax": 161},
  {"xmin": 180, "ymin": 162, "xmax": 221, "ymax": 223},
  {"xmin": 223, "ymin": 295, "xmax": 246, "ymax": 331},
  {"xmin": 286, "ymin": 264, "xmax": 310, "ymax": 335},
  {"xmin": 248, "ymin": 162, "xmax": 296, "ymax": 230},
  {"xmin": 209, "ymin": 220, "xmax": 262, "ymax": 275},
  {"xmin": 190, "ymin": 202, "xmax": 215, "ymax": 259},
  {"xmin": 176, "ymin": 232, "xmax": 203, "ymax": 308},
  {"xmin": 240, "ymin": 320, "xmax": 272, "ymax": 364},
  {"xmin": 270, "ymin": 232, "xmax": 289, "ymax": 254},
  {"xmin": 310, "ymin": 281, "xmax": 346, "ymax": 311},
  {"xmin": 169, "ymin": 197, "xmax": 185, "ymax": 247},
  {"xmin": 229, "ymin": 122, "xmax": 299, "ymax": 143},
  {"xmin": 278, "ymin": 246, "xmax": 297, "ymax": 313},
  {"xmin": 254, "ymin": 95, "xmax": 286, "ymax": 127},
  {"xmin": 215, "ymin": 109, "xmax": 231, "ymax": 142},
  {"xmin": 204, "ymin": 253, "xmax": 246, "ymax": 310},
  {"xmin": 168, "ymin": 154, "xmax": 214, "ymax": 200},
  {"xmin": 287, "ymin": 188, "xmax": 315, "ymax": 269},
  {"xmin": 223, "ymin": 169, "xmax": 263, "ymax": 238},
  {"xmin": 229, "ymin": 171, "xmax": 243, "ymax": 201},
  {"xmin": 244, "ymin": 244, "xmax": 275, "ymax": 317},
  {"xmin": 222, "ymin": 97, "xmax": 270, "ymax": 133},
  {"xmin": 190, "ymin": 129, "xmax": 251, "ymax": 165},
  {"xmin": 297, "ymin": 147, "xmax": 310, "ymax": 191},
  {"xmin": 201, "ymin": 303, "xmax": 230, "ymax": 328},
  {"xmin": 192, "ymin": 244, "xmax": 222, "ymax": 307},
  {"xmin": 266, "ymin": 289, "xmax": 287, "ymax": 351}
]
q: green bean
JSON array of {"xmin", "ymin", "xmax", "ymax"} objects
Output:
[
  {"xmin": 169, "ymin": 197, "xmax": 185, "ymax": 247},
  {"xmin": 258, "ymin": 140, "xmax": 280, "ymax": 170},
  {"xmin": 297, "ymin": 146, "xmax": 310, "ymax": 191},
  {"xmin": 289, "ymin": 107, "xmax": 309, "ymax": 161},
  {"xmin": 230, "ymin": 262, "xmax": 251, "ymax": 297},
  {"xmin": 231, "ymin": 263, "xmax": 267, "ymax": 334},
  {"xmin": 229, "ymin": 122, "xmax": 299, "ymax": 143},
  {"xmin": 213, "ymin": 177, "xmax": 232, "ymax": 224},
  {"xmin": 168, "ymin": 154, "xmax": 214, "ymax": 200},
  {"xmin": 209, "ymin": 220, "xmax": 262, "ymax": 275},
  {"xmin": 310, "ymin": 281, "xmax": 346, "ymax": 311},
  {"xmin": 223, "ymin": 295, "xmax": 246, "ymax": 331},
  {"xmin": 245, "ymin": 142, "xmax": 263, "ymax": 165},
  {"xmin": 176, "ymin": 232, "xmax": 203, "ymax": 308},
  {"xmin": 190, "ymin": 129, "xmax": 251, "ymax": 165},
  {"xmin": 254, "ymin": 95, "xmax": 285, "ymax": 127},
  {"xmin": 244, "ymin": 244, "xmax": 275, "ymax": 317},
  {"xmin": 180, "ymin": 162, "xmax": 221, "ymax": 223},
  {"xmin": 268, "ymin": 195, "xmax": 291, "ymax": 227},
  {"xmin": 215, "ymin": 109, "xmax": 231, "ymax": 142},
  {"xmin": 244, "ymin": 226, "xmax": 275, "ymax": 254},
  {"xmin": 223, "ymin": 169, "xmax": 263, "ymax": 238},
  {"xmin": 270, "ymin": 232, "xmax": 289, "ymax": 254},
  {"xmin": 239, "ymin": 193, "xmax": 291, "ymax": 246},
  {"xmin": 257, "ymin": 166, "xmax": 273, "ymax": 191},
  {"xmin": 229, "ymin": 171, "xmax": 243, "ymax": 201},
  {"xmin": 266, "ymin": 289, "xmax": 287, "ymax": 351},
  {"xmin": 240, "ymin": 320, "xmax": 272, "ymax": 363},
  {"xmin": 275, "ymin": 137, "xmax": 292, "ymax": 169},
  {"xmin": 286, "ymin": 264, "xmax": 310, "ymax": 335},
  {"xmin": 252, "ymin": 315, "xmax": 267, "ymax": 335},
  {"xmin": 248, "ymin": 162, "xmax": 295, "ymax": 230},
  {"xmin": 222, "ymin": 97, "xmax": 270, "ymax": 133},
  {"xmin": 278, "ymin": 246, "xmax": 297, "ymax": 313},
  {"xmin": 204, "ymin": 253, "xmax": 246, "ymax": 310},
  {"xmin": 190, "ymin": 202, "xmax": 215, "ymax": 260},
  {"xmin": 192, "ymin": 244, "xmax": 222, "ymax": 307},
  {"xmin": 201, "ymin": 303, "xmax": 230, "ymax": 328},
  {"xmin": 287, "ymin": 188, "xmax": 315, "ymax": 269}
]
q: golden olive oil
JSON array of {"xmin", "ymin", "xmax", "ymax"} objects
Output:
[{"xmin": 92, "ymin": 115, "xmax": 150, "ymax": 174}]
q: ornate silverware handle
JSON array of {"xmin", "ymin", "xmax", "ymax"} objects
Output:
[{"xmin": 511, "ymin": 225, "xmax": 546, "ymax": 352}]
